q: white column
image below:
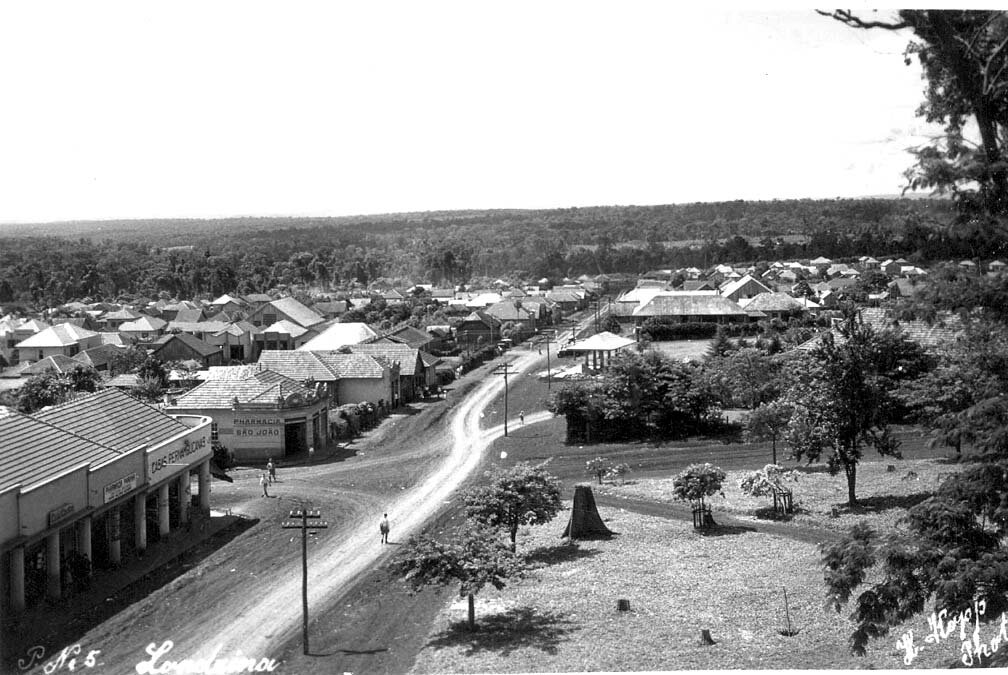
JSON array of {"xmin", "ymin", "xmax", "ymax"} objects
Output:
[
  {"xmin": 158, "ymin": 482, "xmax": 170, "ymax": 538},
  {"xmin": 9, "ymin": 547, "xmax": 25, "ymax": 612},
  {"xmin": 108, "ymin": 508, "xmax": 121, "ymax": 565},
  {"xmin": 134, "ymin": 495, "xmax": 147, "ymax": 554},
  {"xmin": 198, "ymin": 460, "xmax": 211, "ymax": 511},
  {"xmin": 77, "ymin": 517, "xmax": 92, "ymax": 572},
  {"xmin": 45, "ymin": 531, "xmax": 60, "ymax": 600},
  {"xmin": 178, "ymin": 474, "xmax": 189, "ymax": 525}
]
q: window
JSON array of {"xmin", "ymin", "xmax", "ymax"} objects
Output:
[{"xmin": 211, "ymin": 422, "xmax": 219, "ymax": 442}]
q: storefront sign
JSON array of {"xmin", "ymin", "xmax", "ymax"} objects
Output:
[
  {"xmin": 47, "ymin": 503, "xmax": 75, "ymax": 527},
  {"xmin": 103, "ymin": 473, "xmax": 139, "ymax": 504},
  {"xmin": 148, "ymin": 434, "xmax": 211, "ymax": 480}
]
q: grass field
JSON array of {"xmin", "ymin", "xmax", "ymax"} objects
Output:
[
  {"xmin": 648, "ymin": 339, "xmax": 712, "ymax": 361},
  {"xmin": 601, "ymin": 457, "xmax": 963, "ymax": 534},
  {"xmin": 409, "ymin": 506, "xmax": 962, "ymax": 672}
]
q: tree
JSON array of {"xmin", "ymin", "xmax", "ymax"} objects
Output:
[
  {"xmin": 66, "ymin": 365, "xmax": 100, "ymax": 393},
  {"xmin": 706, "ymin": 326, "xmax": 734, "ymax": 359},
  {"xmin": 108, "ymin": 344, "xmax": 151, "ymax": 376},
  {"xmin": 606, "ymin": 463, "xmax": 631, "ymax": 485},
  {"xmin": 395, "ymin": 523, "xmax": 523, "ymax": 631},
  {"xmin": 16, "ymin": 372, "xmax": 69, "ymax": 413},
  {"xmin": 585, "ymin": 457, "xmax": 613, "ymax": 485},
  {"xmin": 745, "ymin": 400, "xmax": 792, "ymax": 464},
  {"xmin": 137, "ymin": 356, "xmax": 169, "ymax": 388},
  {"xmin": 462, "ymin": 462, "xmax": 562, "ymax": 552},
  {"xmin": 821, "ymin": 10, "xmax": 1008, "ymax": 219},
  {"xmin": 671, "ymin": 463, "xmax": 726, "ymax": 514},
  {"xmin": 739, "ymin": 464, "xmax": 799, "ymax": 516},
  {"xmin": 783, "ymin": 319, "xmax": 903, "ymax": 507}
]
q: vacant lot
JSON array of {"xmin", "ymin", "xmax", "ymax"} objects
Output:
[
  {"xmin": 600, "ymin": 457, "xmax": 962, "ymax": 533},
  {"xmin": 409, "ymin": 507, "xmax": 960, "ymax": 672}
]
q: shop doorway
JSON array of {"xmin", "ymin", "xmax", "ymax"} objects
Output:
[{"xmin": 284, "ymin": 419, "xmax": 307, "ymax": 456}]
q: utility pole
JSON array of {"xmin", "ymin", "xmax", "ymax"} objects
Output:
[
  {"xmin": 281, "ymin": 508, "xmax": 329, "ymax": 656},
  {"xmin": 534, "ymin": 330, "xmax": 558, "ymax": 390},
  {"xmin": 491, "ymin": 362, "xmax": 517, "ymax": 437}
]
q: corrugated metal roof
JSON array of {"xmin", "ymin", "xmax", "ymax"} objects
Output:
[{"xmin": 35, "ymin": 388, "xmax": 189, "ymax": 452}]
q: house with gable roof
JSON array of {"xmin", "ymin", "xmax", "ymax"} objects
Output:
[
  {"xmin": 15, "ymin": 324, "xmax": 102, "ymax": 363},
  {"xmin": 247, "ymin": 297, "xmax": 326, "ymax": 330}
]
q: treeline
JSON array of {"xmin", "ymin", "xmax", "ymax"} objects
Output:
[{"xmin": 0, "ymin": 198, "xmax": 982, "ymax": 308}]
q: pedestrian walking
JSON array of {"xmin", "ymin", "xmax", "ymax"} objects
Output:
[
  {"xmin": 267, "ymin": 458, "xmax": 276, "ymax": 483},
  {"xmin": 379, "ymin": 513, "xmax": 390, "ymax": 544},
  {"xmin": 260, "ymin": 472, "xmax": 270, "ymax": 498},
  {"xmin": 519, "ymin": 410, "xmax": 525, "ymax": 426}
]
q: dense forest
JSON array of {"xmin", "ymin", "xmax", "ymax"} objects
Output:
[{"xmin": 0, "ymin": 197, "xmax": 997, "ymax": 307}]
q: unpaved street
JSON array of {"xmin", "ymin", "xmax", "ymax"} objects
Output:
[{"xmin": 58, "ymin": 347, "xmax": 547, "ymax": 674}]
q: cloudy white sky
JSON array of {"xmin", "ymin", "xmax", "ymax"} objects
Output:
[{"xmin": 0, "ymin": 3, "xmax": 947, "ymax": 223}]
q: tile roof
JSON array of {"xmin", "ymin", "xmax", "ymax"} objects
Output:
[
  {"xmin": 151, "ymin": 332, "xmax": 220, "ymax": 357},
  {"xmin": 377, "ymin": 325, "xmax": 434, "ymax": 349},
  {"xmin": 23, "ymin": 355, "xmax": 80, "ymax": 375},
  {"xmin": 16, "ymin": 324, "xmax": 98, "ymax": 348},
  {"xmin": 102, "ymin": 308, "xmax": 142, "ymax": 321},
  {"xmin": 73, "ymin": 344, "xmax": 123, "ymax": 368},
  {"xmin": 314, "ymin": 351, "xmax": 388, "ymax": 378},
  {"xmin": 262, "ymin": 320, "xmax": 310, "ymax": 338},
  {"xmin": 269, "ymin": 297, "xmax": 325, "ymax": 328},
  {"xmin": 119, "ymin": 316, "xmax": 167, "ymax": 333},
  {"xmin": 203, "ymin": 365, "xmax": 262, "ymax": 381},
  {"xmin": 347, "ymin": 343, "xmax": 425, "ymax": 371},
  {"xmin": 243, "ymin": 293, "xmax": 273, "ymax": 304},
  {"xmin": 633, "ymin": 294, "xmax": 748, "ymax": 318},
  {"xmin": 485, "ymin": 301, "xmax": 535, "ymax": 322},
  {"xmin": 719, "ymin": 275, "xmax": 772, "ymax": 300},
  {"xmin": 36, "ymin": 388, "xmax": 189, "ymax": 453},
  {"xmin": 172, "ymin": 308, "xmax": 206, "ymax": 323},
  {"xmin": 257, "ymin": 351, "xmax": 339, "ymax": 381},
  {"xmin": 98, "ymin": 332, "xmax": 127, "ymax": 346},
  {"xmin": 171, "ymin": 369, "xmax": 313, "ymax": 408},
  {"xmin": 0, "ymin": 413, "xmax": 120, "ymax": 491},
  {"xmin": 741, "ymin": 292, "xmax": 806, "ymax": 313}
]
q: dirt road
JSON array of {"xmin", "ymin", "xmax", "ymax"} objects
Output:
[{"xmin": 59, "ymin": 347, "xmax": 546, "ymax": 673}]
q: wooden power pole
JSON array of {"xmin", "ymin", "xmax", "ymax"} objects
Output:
[
  {"xmin": 281, "ymin": 508, "xmax": 329, "ymax": 655},
  {"xmin": 491, "ymin": 362, "xmax": 517, "ymax": 437}
]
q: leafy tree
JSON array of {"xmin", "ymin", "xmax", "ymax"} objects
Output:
[
  {"xmin": 462, "ymin": 462, "xmax": 562, "ymax": 552},
  {"xmin": 739, "ymin": 463, "xmax": 798, "ymax": 500},
  {"xmin": 822, "ymin": 10, "xmax": 1008, "ymax": 220},
  {"xmin": 601, "ymin": 315, "xmax": 621, "ymax": 334},
  {"xmin": 395, "ymin": 523, "xmax": 523, "ymax": 630},
  {"xmin": 745, "ymin": 400, "xmax": 793, "ymax": 464},
  {"xmin": 783, "ymin": 318, "xmax": 903, "ymax": 507},
  {"xmin": 585, "ymin": 457, "xmax": 613, "ymax": 485},
  {"xmin": 707, "ymin": 348, "xmax": 783, "ymax": 409},
  {"xmin": 137, "ymin": 356, "xmax": 169, "ymax": 388},
  {"xmin": 16, "ymin": 372, "xmax": 69, "ymax": 413},
  {"xmin": 66, "ymin": 365, "xmax": 100, "ymax": 393},
  {"xmin": 108, "ymin": 344, "xmax": 151, "ymax": 376},
  {"xmin": 671, "ymin": 463, "xmax": 726, "ymax": 513}
]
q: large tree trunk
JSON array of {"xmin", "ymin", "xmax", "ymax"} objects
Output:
[
  {"xmin": 509, "ymin": 523, "xmax": 518, "ymax": 553},
  {"xmin": 467, "ymin": 593, "xmax": 475, "ymax": 631},
  {"xmin": 771, "ymin": 434, "xmax": 777, "ymax": 465}
]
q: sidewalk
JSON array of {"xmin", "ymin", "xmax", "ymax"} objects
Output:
[{"xmin": 3, "ymin": 512, "xmax": 245, "ymax": 669}]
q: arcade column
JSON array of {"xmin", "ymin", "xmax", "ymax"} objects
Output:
[
  {"xmin": 45, "ymin": 531, "xmax": 60, "ymax": 600},
  {"xmin": 158, "ymin": 483, "xmax": 170, "ymax": 539},
  {"xmin": 9, "ymin": 547, "xmax": 25, "ymax": 612},
  {"xmin": 198, "ymin": 460, "xmax": 211, "ymax": 511},
  {"xmin": 134, "ymin": 494, "xmax": 147, "ymax": 554}
]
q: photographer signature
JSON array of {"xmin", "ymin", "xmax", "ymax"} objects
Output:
[{"xmin": 18, "ymin": 644, "xmax": 102, "ymax": 673}]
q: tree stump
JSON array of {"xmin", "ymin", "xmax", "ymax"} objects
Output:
[
  {"xmin": 562, "ymin": 485, "xmax": 613, "ymax": 539},
  {"xmin": 617, "ymin": 598, "xmax": 631, "ymax": 611},
  {"xmin": 700, "ymin": 628, "xmax": 716, "ymax": 645}
]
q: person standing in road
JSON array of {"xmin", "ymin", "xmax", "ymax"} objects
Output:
[
  {"xmin": 267, "ymin": 458, "xmax": 276, "ymax": 483},
  {"xmin": 519, "ymin": 410, "xmax": 525, "ymax": 426},
  {"xmin": 379, "ymin": 513, "xmax": 390, "ymax": 544},
  {"xmin": 260, "ymin": 472, "xmax": 270, "ymax": 498}
]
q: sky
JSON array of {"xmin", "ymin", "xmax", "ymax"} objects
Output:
[{"xmin": 0, "ymin": 3, "xmax": 950, "ymax": 223}]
